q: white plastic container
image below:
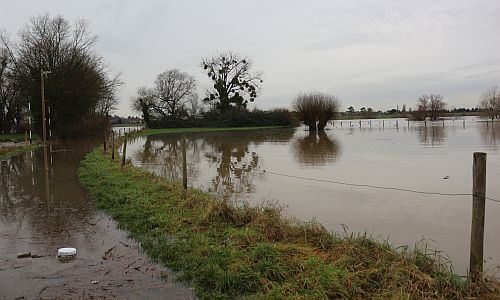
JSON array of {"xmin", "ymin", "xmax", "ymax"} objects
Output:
[{"xmin": 57, "ymin": 247, "xmax": 77, "ymax": 261}]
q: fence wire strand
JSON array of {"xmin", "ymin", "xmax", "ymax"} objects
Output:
[{"xmin": 261, "ymin": 170, "xmax": 500, "ymax": 204}]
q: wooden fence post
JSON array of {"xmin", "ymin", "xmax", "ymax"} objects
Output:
[
  {"xmin": 111, "ymin": 131, "xmax": 115, "ymax": 160},
  {"xmin": 121, "ymin": 133, "xmax": 127, "ymax": 167},
  {"xmin": 103, "ymin": 131, "xmax": 107, "ymax": 153},
  {"xmin": 470, "ymin": 152, "xmax": 486, "ymax": 279},
  {"xmin": 182, "ymin": 136, "xmax": 187, "ymax": 189}
]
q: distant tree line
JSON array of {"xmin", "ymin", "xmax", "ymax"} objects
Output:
[
  {"xmin": 0, "ymin": 15, "xmax": 121, "ymax": 137},
  {"xmin": 337, "ymin": 87, "xmax": 498, "ymax": 122},
  {"xmin": 111, "ymin": 115, "xmax": 143, "ymax": 125}
]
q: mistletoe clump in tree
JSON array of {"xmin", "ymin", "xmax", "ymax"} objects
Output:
[{"xmin": 201, "ymin": 52, "xmax": 263, "ymax": 112}]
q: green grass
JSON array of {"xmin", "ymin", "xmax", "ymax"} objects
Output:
[
  {"xmin": 0, "ymin": 144, "xmax": 40, "ymax": 160},
  {"xmin": 78, "ymin": 142, "xmax": 499, "ymax": 299},
  {"xmin": 0, "ymin": 133, "xmax": 39, "ymax": 142},
  {"xmin": 136, "ymin": 126, "xmax": 290, "ymax": 137}
]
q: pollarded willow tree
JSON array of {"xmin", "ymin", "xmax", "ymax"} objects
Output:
[
  {"xmin": 132, "ymin": 69, "xmax": 198, "ymax": 126},
  {"xmin": 292, "ymin": 92, "xmax": 341, "ymax": 131},
  {"xmin": 201, "ymin": 51, "xmax": 263, "ymax": 112}
]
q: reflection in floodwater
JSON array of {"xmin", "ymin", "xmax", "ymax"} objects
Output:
[
  {"xmin": 417, "ymin": 125, "xmax": 446, "ymax": 146},
  {"xmin": 479, "ymin": 122, "xmax": 500, "ymax": 150},
  {"xmin": 0, "ymin": 141, "xmax": 98, "ymax": 249},
  {"xmin": 0, "ymin": 139, "xmax": 196, "ymax": 298},
  {"xmin": 126, "ymin": 121, "xmax": 500, "ymax": 275},
  {"xmin": 291, "ymin": 131, "xmax": 341, "ymax": 167},
  {"xmin": 129, "ymin": 129, "xmax": 295, "ymax": 199},
  {"xmin": 133, "ymin": 135, "xmax": 201, "ymax": 181}
]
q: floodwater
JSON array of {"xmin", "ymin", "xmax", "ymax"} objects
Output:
[
  {"xmin": 124, "ymin": 117, "xmax": 500, "ymax": 276},
  {"xmin": 0, "ymin": 139, "xmax": 195, "ymax": 299}
]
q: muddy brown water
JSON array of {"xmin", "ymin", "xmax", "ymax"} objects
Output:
[
  {"xmin": 124, "ymin": 118, "xmax": 500, "ymax": 276},
  {"xmin": 0, "ymin": 139, "xmax": 195, "ymax": 299}
]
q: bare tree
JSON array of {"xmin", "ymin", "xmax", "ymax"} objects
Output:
[
  {"xmin": 154, "ymin": 69, "xmax": 198, "ymax": 118},
  {"xmin": 131, "ymin": 87, "xmax": 155, "ymax": 126},
  {"xmin": 429, "ymin": 94, "xmax": 446, "ymax": 121},
  {"xmin": 132, "ymin": 69, "xmax": 198, "ymax": 125},
  {"xmin": 292, "ymin": 92, "xmax": 341, "ymax": 131},
  {"xmin": 0, "ymin": 15, "xmax": 122, "ymax": 136},
  {"xmin": 479, "ymin": 87, "xmax": 500, "ymax": 121},
  {"xmin": 0, "ymin": 47, "xmax": 23, "ymax": 133},
  {"xmin": 413, "ymin": 94, "xmax": 429, "ymax": 121},
  {"xmin": 412, "ymin": 94, "xmax": 446, "ymax": 121},
  {"xmin": 201, "ymin": 51, "xmax": 262, "ymax": 112}
]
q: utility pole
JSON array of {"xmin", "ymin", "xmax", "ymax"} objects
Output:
[{"xmin": 40, "ymin": 70, "xmax": 51, "ymax": 144}]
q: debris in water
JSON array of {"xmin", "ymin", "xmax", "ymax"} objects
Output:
[
  {"xmin": 57, "ymin": 247, "xmax": 77, "ymax": 261},
  {"xmin": 91, "ymin": 280, "xmax": 99, "ymax": 284},
  {"xmin": 443, "ymin": 176, "xmax": 450, "ymax": 179},
  {"xmin": 17, "ymin": 252, "xmax": 31, "ymax": 258},
  {"xmin": 102, "ymin": 245, "xmax": 117, "ymax": 260}
]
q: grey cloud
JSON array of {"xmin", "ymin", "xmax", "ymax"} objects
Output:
[{"xmin": 1, "ymin": 0, "xmax": 499, "ymax": 116}]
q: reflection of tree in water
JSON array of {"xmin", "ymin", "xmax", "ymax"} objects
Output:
[
  {"xmin": 417, "ymin": 125, "xmax": 446, "ymax": 146},
  {"xmin": 0, "ymin": 153, "xmax": 33, "ymax": 217},
  {"xmin": 132, "ymin": 135, "xmax": 201, "ymax": 182},
  {"xmin": 479, "ymin": 122, "xmax": 500, "ymax": 150},
  {"xmin": 0, "ymin": 140, "xmax": 99, "ymax": 250},
  {"xmin": 203, "ymin": 129, "xmax": 295, "ymax": 198},
  {"xmin": 134, "ymin": 129, "xmax": 295, "ymax": 199},
  {"xmin": 291, "ymin": 131, "xmax": 341, "ymax": 167}
]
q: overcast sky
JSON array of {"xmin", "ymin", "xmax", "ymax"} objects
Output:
[{"xmin": 1, "ymin": 0, "xmax": 499, "ymax": 116}]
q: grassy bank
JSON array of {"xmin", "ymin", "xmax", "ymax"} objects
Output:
[
  {"xmin": 0, "ymin": 133, "xmax": 39, "ymax": 142},
  {"xmin": 135, "ymin": 126, "xmax": 290, "ymax": 137},
  {"xmin": 78, "ymin": 142, "xmax": 498, "ymax": 299},
  {"xmin": 0, "ymin": 144, "xmax": 40, "ymax": 160}
]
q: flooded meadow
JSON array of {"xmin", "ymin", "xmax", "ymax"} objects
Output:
[{"xmin": 124, "ymin": 118, "xmax": 500, "ymax": 276}]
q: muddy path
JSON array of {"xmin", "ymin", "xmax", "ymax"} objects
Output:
[{"xmin": 0, "ymin": 140, "xmax": 195, "ymax": 299}]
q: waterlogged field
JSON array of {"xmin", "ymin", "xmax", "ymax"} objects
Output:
[{"xmin": 124, "ymin": 117, "xmax": 500, "ymax": 275}]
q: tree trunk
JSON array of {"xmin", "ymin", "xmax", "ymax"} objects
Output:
[
  {"xmin": 317, "ymin": 121, "xmax": 327, "ymax": 131},
  {"xmin": 304, "ymin": 120, "xmax": 316, "ymax": 131}
]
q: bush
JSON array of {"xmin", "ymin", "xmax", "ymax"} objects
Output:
[{"xmin": 147, "ymin": 108, "xmax": 296, "ymax": 129}]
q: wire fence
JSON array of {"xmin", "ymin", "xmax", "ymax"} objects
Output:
[{"xmin": 259, "ymin": 170, "xmax": 500, "ymax": 204}]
